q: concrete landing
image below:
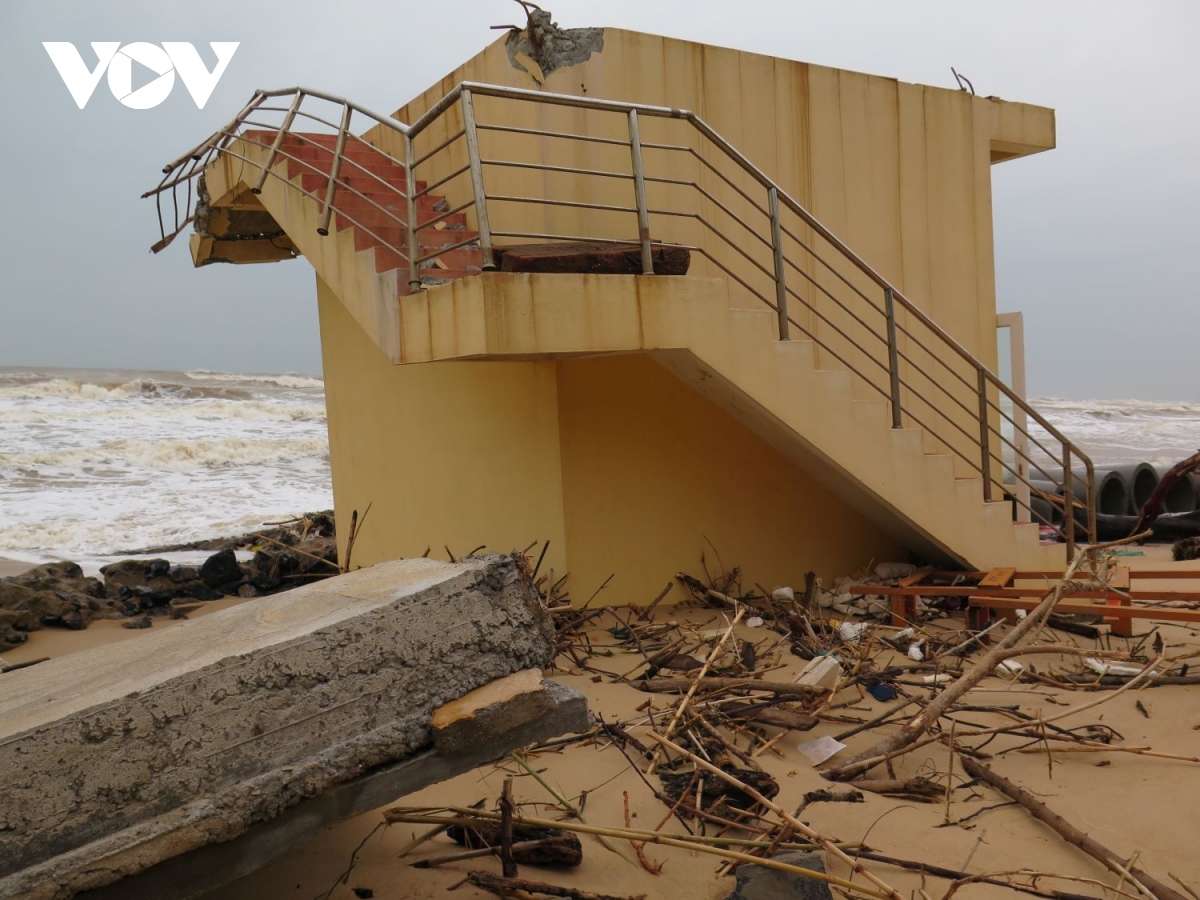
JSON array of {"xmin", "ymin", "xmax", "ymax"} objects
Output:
[{"xmin": 0, "ymin": 555, "xmax": 568, "ymax": 900}]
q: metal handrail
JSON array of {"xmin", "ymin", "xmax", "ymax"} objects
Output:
[{"xmin": 146, "ymin": 80, "xmax": 1097, "ymax": 556}]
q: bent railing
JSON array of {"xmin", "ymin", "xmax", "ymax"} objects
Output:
[{"xmin": 145, "ymin": 82, "xmax": 1096, "ymax": 557}]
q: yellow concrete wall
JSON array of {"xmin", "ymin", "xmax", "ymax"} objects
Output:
[
  {"xmin": 316, "ymin": 274, "xmax": 570, "ymax": 575},
  {"xmin": 372, "ymin": 29, "xmax": 1051, "ymax": 366},
  {"xmin": 366, "ymin": 29, "xmax": 1052, "ymax": 477},
  {"xmin": 554, "ymin": 354, "xmax": 904, "ymax": 602},
  {"xmin": 319, "ymin": 264, "xmax": 905, "ymax": 599}
]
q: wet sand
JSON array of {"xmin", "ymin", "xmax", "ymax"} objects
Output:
[{"xmin": 0, "ymin": 557, "xmax": 34, "ymax": 578}]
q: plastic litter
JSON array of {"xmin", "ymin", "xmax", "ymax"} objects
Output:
[
  {"xmin": 837, "ymin": 621, "xmax": 870, "ymax": 642},
  {"xmin": 875, "ymin": 562, "xmax": 917, "ymax": 580},
  {"xmin": 906, "ymin": 642, "xmax": 925, "ymax": 662},
  {"xmin": 797, "ymin": 735, "xmax": 847, "ymax": 765},
  {"xmin": 1084, "ymin": 657, "xmax": 1157, "ymax": 678},
  {"xmin": 866, "ymin": 682, "xmax": 898, "ymax": 702},
  {"xmin": 994, "ymin": 659, "xmax": 1024, "ymax": 677}
]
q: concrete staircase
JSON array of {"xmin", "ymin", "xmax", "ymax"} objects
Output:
[
  {"xmin": 396, "ymin": 273, "xmax": 1066, "ymax": 571},
  {"xmin": 200, "ymin": 132, "xmax": 483, "ymax": 361},
  {"xmin": 199, "ymin": 131, "xmax": 1064, "ymax": 571}
]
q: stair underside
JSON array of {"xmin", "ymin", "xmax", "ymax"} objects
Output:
[{"xmin": 395, "ymin": 271, "xmax": 1067, "ymax": 572}]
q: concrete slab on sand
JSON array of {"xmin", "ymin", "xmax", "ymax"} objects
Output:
[{"xmin": 0, "ymin": 554, "xmax": 577, "ymax": 900}]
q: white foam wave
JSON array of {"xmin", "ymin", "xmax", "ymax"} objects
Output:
[
  {"xmin": 0, "ymin": 377, "xmax": 258, "ymax": 402},
  {"xmin": 0, "ymin": 398, "xmax": 325, "ymax": 424},
  {"xmin": 1, "ymin": 437, "xmax": 329, "ymax": 473},
  {"xmin": 185, "ymin": 370, "xmax": 324, "ymax": 389}
]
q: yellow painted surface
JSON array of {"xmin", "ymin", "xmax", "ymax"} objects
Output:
[
  {"xmin": 555, "ymin": 354, "xmax": 903, "ymax": 602},
  {"xmin": 372, "ymin": 28, "xmax": 1053, "ymax": 374},
  {"xmin": 316, "ymin": 274, "xmax": 569, "ymax": 575},
  {"xmin": 398, "ymin": 273, "xmax": 1065, "ymax": 576},
  {"xmin": 361, "ymin": 29, "xmax": 1053, "ymax": 475}
]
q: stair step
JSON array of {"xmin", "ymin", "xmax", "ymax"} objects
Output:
[{"xmin": 349, "ymin": 225, "xmax": 478, "ymax": 253}]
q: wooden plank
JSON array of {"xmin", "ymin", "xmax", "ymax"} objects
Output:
[
  {"xmin": 898, "ymin": 566, "xmax": 935, "ymax": 587},
  {"xmin": 492, "ymin": 241, "xmax": 691, "ymax": 275},
  {"xmin": 966, "ymin": 596, "xmax": 1200, "ymax": 626},
  {"xmin": 859, "ymin": 585, "xmax": 1200, "ymax": 602},
  {"xmin": 979, "ymin": 566, "xmax": 1016, "ymax": 587}
]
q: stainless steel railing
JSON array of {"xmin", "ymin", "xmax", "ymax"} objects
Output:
[{"xmin": 146, "ymin": 81, "xmax": 1096, "ymax": 557}]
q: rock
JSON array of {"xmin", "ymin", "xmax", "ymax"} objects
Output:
[
  {"xmin": 727, "ymin": 850, "xmax": 833, "ymax": 900},
  {"xmin": 168, "ymin": 565, "xmax": 199, "ymax": 583},
  {"xmin": 237, "ymin": 584, "xmax": 260, "ymax": 598},
  {"xmin": 248, "ymin": 550, "xmax": 284, "ymax": 591},
  {"xmin": 147, "ymin": 559, "xmax": 170, "ymax": 578},
  {"xmin": 175, "ymin": 582, "xmax": 224, "ymax": 602},
  {"xmin": 199, "ymin": 549, "xmax": 243, "ymax": 592},
  {"xmin": 122, "ymin": 616, "xmax": 153, "ymax": 630}
]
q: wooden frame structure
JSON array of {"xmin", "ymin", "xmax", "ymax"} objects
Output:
[{"xmin": 862, "ymin": 567, "xmax": 1200, "ymax": 637}]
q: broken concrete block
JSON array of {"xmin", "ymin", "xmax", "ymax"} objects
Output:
[
  {"xmin": 0, "ymin": 554, "xmax": 559, "ymax": 900},
  {"xmin": 433, "ymin": 668, "xmax": 572, "ymax": 756}
]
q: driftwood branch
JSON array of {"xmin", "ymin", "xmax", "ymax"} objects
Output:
[
  {"xmin": 637, "ymin": 676, "xmax": 826, "ymax": 701},
  {"xmin": 647, "ymin": 731, "xmax": 905, "ymax": 900},
  {"xmin": 1131, "ymin": 450, "xmax": 1200, "ymax": 536},
  {"xmin": 822, "ymin": 554, "xmax": 1091, "ymax": 781},
  {"xmin": 961, "ymin": 757, "xmax": 1187, "ymax": 900},
  {"xmin": 466, "ymin": 871, "xmax": 644, "ymax": 900}
]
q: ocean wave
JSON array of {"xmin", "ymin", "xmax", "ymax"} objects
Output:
[
  {"xmin": 0, "ymin": 436, "xmax": 329, "ymax": 472},
  {"xmin": 0, "ymin": 398, "xmax": 325, "ymax": 424},
  {"xmin": 185, "ymin": 370, "xmax": 324, "ymax": 389},
  {"xmin": 0, "ymin": 377, "xmax": 255, "ymax": 402},
  {"xmin": 1033, "ymin": 397, "xmax": 1200, "ymax": 415}
]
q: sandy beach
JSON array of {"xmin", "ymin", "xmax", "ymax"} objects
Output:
[
  {"xmin": 0, "ymin": 557, "xmax": 33, "ymax": 579},
  {"xmin": 6, "ymin": 546, "xmax": 1200, "ymax": 900}
]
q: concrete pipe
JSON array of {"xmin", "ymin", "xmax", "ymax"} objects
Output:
[
  {"xmin": 1110, "ymin": 463, "xmax": 1160, "ymax": 514},
  {"xmin": 1039, "ymin": 467, "xmax": 1131, "ymax": 517},
  {"xmin": 1157, "ymin": 466, "xmax": 1198, "ymax": 513}
]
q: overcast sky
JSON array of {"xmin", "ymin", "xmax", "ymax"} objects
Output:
[{"xmin": 0, "ymin": 1, "xmax": 1195, "ymax": 401}]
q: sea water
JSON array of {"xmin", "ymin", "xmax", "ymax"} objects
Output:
[
  {"xmin": 2, "ymin": 367, "xmax": 1197, "ymax": 564},
  {"xmin": 0, "ymin": 367, "xmax": 331, "ymax": 567}
]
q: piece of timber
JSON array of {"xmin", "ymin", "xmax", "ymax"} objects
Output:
[
  {"xmin": 0, "ymin": 555, "xmax": 576, "ymax": 900},
  {"xmin": 491, "ymin": 240, "xmax": 691, "ymax": 275}
]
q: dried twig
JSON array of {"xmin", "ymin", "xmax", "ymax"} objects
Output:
[{"xmin": 961, "ymin": 757, "xmax": 1184, "ymax": 900}]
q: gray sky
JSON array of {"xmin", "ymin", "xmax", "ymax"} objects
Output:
[{"xmin": 0, "ymin": 1, "xmax": 1195, "ymax": 400}]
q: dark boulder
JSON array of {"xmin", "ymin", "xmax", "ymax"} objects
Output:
[{"xmin": 200, "ymin": 549, "xmax": 244, "ymax": 593}]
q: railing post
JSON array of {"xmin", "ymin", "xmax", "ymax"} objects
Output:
[
  {"xmin": 1063, "ymin": 445, "xmax": 1076, "ymax": 559},
  {"xmin": 884, "ymin": 288, "xmax": 902, "ymax": 428},
  {"xmin": 977, "ymin": 368, "xmax": 993, "ymax": 503},
  {"xmin": 1085, "ymin": 460, "xmax": 1097, "ymax": 545},
  {"xmin": 405, "ymin": 133, "xmax": 421, "ymax": 292},
  {"xmin": 317, "ymin": 102, "xmax": 353, "ymax": 236},
  {"xmin": 627, "ymin": 109, "xmax": 654, "ymax": 275},
  {"xmin": 768, "ymin": 187, "xmax": 788, "ymax": 340},
  {"xmin": 460, "ymin": 88, "xmax": 495, "ymax": 271},
  {"xmin": 252, "ymin": 91, "xmax": 304, "ymax": 195}
]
